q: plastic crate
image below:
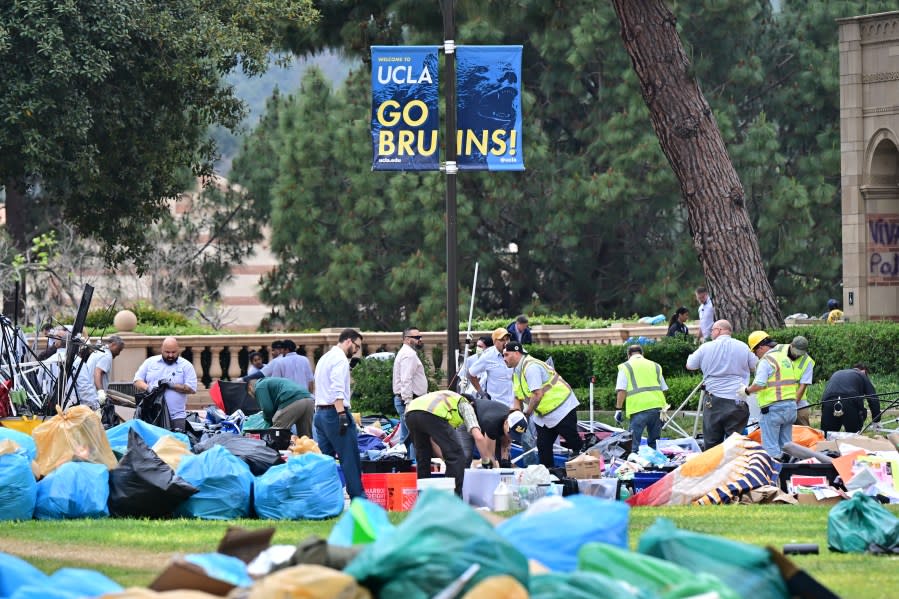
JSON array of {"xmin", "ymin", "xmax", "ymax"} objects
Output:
[
  {"xmin": 387, "ymin": 472, "xmax": 419, "ymax": 511},
  {"xmin": 244, "ymin": 428, "xmax": 291, "ymax": 450},
  {"xmin": 632, "ymin": 471, "xmax": 667, "ymax": 492},
  {"xmin": 362, "ymin": 473, "xmax": 389, "ymax": 509},
  {"xmin": 778, "ymin": 462, "xmax": 839, "ymax": 493}
]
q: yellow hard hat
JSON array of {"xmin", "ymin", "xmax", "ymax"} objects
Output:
[{"xmin": 747, "ymin": 330, "xmax": 770, "ymax": 351}]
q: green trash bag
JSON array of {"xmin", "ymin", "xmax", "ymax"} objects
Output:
[
  {"xmin": 530, "ymin": 571, "xmax": 660, "ymax": 599},
  {"xmin": 638, "ymin": 518, "xmax": 789, "ymax": 599},
  {"xmin": 344, "ymin": 489, "xmax": 529, "ymax": 598},
  {"xmin": 578, "ymin": 542, "xmax": 740, "ymax": 599},
  {"xmin": 827, "ymin": 492, "xmax": 899, "ymax": 553}
]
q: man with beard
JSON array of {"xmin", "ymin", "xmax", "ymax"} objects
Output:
[
  {"xmin": 392, "ymin": 326, "xmax": 429, "ymax": 456},
  {"xmin": 314, "ymin": 328, "xmax": 366, "ymax": 499},
  {"xmin": 133, "ymin": 336, "xmax": 198, "ymax": 432}
]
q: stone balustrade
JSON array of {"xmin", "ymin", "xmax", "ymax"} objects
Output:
[{"xmin": 97, "ymin": 322, "xmax": 698, "ymax": 408}]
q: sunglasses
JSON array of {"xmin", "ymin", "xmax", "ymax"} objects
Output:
[{"xmin": 406, "ymin": 335, "xmax": 423, "ymax": 340}]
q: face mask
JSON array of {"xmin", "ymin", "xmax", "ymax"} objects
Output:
[{"xmin": 476, "ymin": 346, "xmax": 484, "ymax": 355}]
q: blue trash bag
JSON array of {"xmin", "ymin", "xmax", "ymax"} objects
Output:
[
  {"xmin": 9, "ymin": 568, "xmax": 124, "ymax": 598},
  {"xmin": 496, "ymin": 495, "xmax": 629, "ymax": 572},
  {"xmin": 183, "ymin": 553, "xmax": 253, "ymax": 588},
  {"xmin": 637, "ymin": 518, "xmax": 789, "ymax": 599},
  {"xmin": 345, "ymin": 489, "xmax": 529, "ymax": 599},
  {"xmin": 328, "ymin": 497, "xmax": 396, "ymax": 547},
  {"xmin": 175, "ymin": 445, "xmax": 254, "ymax": 520},
  {"xmin": 106, "ymin": 419, "xmax": 191, "ymax": 455},
  {"xmin": 34, "ymin": 462, "xmax": 109, "ymax": 520},
  {"xmin": 0, "ymin": 451, "xmax": 36, "ymax": 521},
  {"xmin": 0, "ymin": 552, "xmax": 49, "ymax": 597},
  {"xmin": 254, "ymin": 453, "xmax": 344, "ymax": 520},
  {"xmin": 0, "ymin": 428, "xmax": 37, "ymax": 461}
]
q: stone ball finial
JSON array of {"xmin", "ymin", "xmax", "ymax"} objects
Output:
[{"xmin": 113, "ymin": 309, "xmax": 138, "ymax": 332}]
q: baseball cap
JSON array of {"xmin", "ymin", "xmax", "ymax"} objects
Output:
[
  {"xmin": 491, "ymin": 327, "xmax": 511, "ymax": 342},
  {"xmin": 504, "ymin": 341, "xmax": 527, "ymax": 354},
  {"xmin": 790, "ymin": 336, "xmax": 809, "ymax": 356},
  {"xmin": 506, "ymin": 411, "xmax": 528, "ymax": 444}
]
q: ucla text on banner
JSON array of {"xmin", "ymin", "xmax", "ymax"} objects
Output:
[
  {"xmin": 456, "ymin": 46, "xmax": 524, "ymax": 171},
  {"xmin": 371, "ymin": 46, "xmax": 440, "ymax": 171}
]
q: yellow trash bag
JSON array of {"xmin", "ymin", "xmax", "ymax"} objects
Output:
[
  {"xmin": 33, "ymin": 405, "xmax": 117, "ymax": 477},
  {"xmin": 247, "ymin": 564, "xmax": 371, "ymax": 599},
  {"xmin": 290, "ymin": 435, "xmax": 322, "ymax": 455},
  {"xmin": 152, "ymin": 435, "xmax": 192, "ymax": 470}
]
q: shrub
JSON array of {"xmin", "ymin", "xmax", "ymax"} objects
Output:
[{"xmin": 351, "ymin": 354, "xmax": 441, "ymax": 415}]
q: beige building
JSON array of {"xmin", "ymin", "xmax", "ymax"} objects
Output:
[{"xmin": 840, "ymin": 11, "xmax": 899, "ymax": 321}]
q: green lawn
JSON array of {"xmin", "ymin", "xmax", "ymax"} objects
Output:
[{"xmin": 3, "ymin": 504, "xmax": 898, "ymax": 597}]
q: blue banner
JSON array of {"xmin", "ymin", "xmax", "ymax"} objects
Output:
[
  {"xmin": 456, "ymin": 46, "xmax": 524, "ymax": 171},
  {"xmin": 371, "ymin": 46, "xmax": 440, "ymax": 171}
]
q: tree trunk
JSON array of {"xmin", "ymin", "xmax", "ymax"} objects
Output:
[
  {"xmin": 3, "ymin": 177, "xmax": 27, "ymax": 320},
  {"xmin": 611, "ymin": 0, "xmax": 782, "ymax": 332}
]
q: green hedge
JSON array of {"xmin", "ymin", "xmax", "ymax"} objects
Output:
[{"xmin": 351, "ymin": 356, "xmax": 441, "ymax": 415}]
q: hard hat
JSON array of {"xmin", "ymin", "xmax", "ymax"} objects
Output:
[
  {"xmin": 827, "ymin": 298, "xmax": 839, "ymax": 309},
  {"xmin": 747, "ymin": 330, "xmax": 770, "ymax": 351}
]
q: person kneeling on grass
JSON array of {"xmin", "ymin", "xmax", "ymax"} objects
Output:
[{"xmin": 405, "ymin": 390, "xmax": 495, "ymax": 496}]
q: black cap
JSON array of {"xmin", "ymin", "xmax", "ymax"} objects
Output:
[{"xmin": 504, "ymin": 341, "xmax": 527, "ymax": 354}]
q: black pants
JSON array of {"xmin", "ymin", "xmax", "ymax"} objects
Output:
[
  {"xmin": 535, "ymin": 407, "xmax": 582, "ymax": 468},
  {"xmin": 406, "ymin": 410, "xmax": 466, "ymax": 495},
  {"xmin": 702, "ymin": 393, "xmax": 749, "ymax": 450},
  {"xmin": 820, "ymin": 397, "xmax": 864, "ymax": 434}
]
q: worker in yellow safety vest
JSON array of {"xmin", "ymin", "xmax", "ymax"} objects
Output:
[
  {"xmin": 502, "ymin": 341, "xmax": 582, "ymax": 468},
  {"xmin": 405, "ymin": 390, "xmax": 494, "ymax": 495},
  {"xmin": 740, "ymin": 331, "xmax": 798, "ymax": 460},
  {"xmin": 614, "ymin": 345, "xmax": 668, "ymax": 449}
]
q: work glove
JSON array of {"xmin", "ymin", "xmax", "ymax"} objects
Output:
[
  {"xmin": 96, "ymin": 389, "xmax": 107, "ymax": 405},
  {"xmin": 480, "ymin": 458, "xmax": 493, "ymax": 469},
  {"xmin": 614, "ymin": 410, "xmax": 623, "ymax": 424},
  {"xmin": 736, "ymin": 386, "xmax": 749, "ymax": 400},
  {"xmin": 157, "ymin": 379, "xmax": 171, "ymax": 391},
  {"xmin": 338, "ymin": 412, "xmax": 350, "ymax": 436}
]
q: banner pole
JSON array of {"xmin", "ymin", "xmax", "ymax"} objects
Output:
[{"xmin": 441, "ymin": 0, "xmax": 459, "ymax": 385}]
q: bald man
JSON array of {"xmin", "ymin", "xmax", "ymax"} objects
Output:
[{"xmin": 134, "ymin": 336, "xmax": 198, "ymax": 432}]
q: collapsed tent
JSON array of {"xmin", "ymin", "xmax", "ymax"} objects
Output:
[{"xmin": 627, "ymin": 433, "xmax": 779, "ymax": 506}]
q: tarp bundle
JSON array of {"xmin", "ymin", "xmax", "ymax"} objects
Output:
[{"xmin": 628, "ymin": 433, "xmax": 779, "ymax": 506}]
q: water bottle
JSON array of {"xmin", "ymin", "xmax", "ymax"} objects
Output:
[{"xmin": 493, "ymin": 481, "xmax": 511, "ymax": 511}]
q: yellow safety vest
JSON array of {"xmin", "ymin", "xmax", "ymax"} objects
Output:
[
  {"xmin": 406, "ymin": 390, "xmax": 465, "ymax": 428},
  {"xmin": 758, "ymin": 348, "xmax": 798, "ymax": 407},
  {"xmin": 512, "ymin": 356, "xmax": 572, "ymax": 416},
  {"xmin": 773, "ymin": 344, "xmax": 815, "ymax": 384},
  {"xmin": 618, "ymin": 357, "xmax": 666, "ymax": 417}
]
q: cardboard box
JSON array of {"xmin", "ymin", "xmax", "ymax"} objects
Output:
[
  {"xmin": 796, "ymin": 494, "xmax": 844, "ymax": 506},
  {"xmin": 149, "ymin": 559, "xmax": 236, "ymax": 596},
  {"xmin": 566, "ymin": 453, "xmax": 602, "ymax": 479}
]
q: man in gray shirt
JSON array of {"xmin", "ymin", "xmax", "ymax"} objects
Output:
[{"xmin": 686, "ymin": 319, "xmax": 758, "ymax": 450}]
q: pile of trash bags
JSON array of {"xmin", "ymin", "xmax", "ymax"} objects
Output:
[
  {"xmin": 1, "ymin": 490, "xmax": 841, "ymax": 598},
  {"xmin": 0, "ymin": 406, "xmax": 344, "ymax": 522}
]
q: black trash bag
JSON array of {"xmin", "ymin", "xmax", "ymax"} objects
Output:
[
  {"xmin": 133, "ymin": 386, "xmax": 173, "ymax": 431},
  {"xmin": 219, "ymin": 380, "xmax": 260, "ymax": 415},
  {"xmin": 108, "ymin": 428, "xmax": 198, "ymax": 518},
  {"xmin": 101, "ymin": 401, "xmax": 123, "ymax": 429},
  {"xmin": 193, "ymin": 432, "xmax": 281, "ymax": 476}
]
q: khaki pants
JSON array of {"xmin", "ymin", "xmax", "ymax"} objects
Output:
[
  {"xmin": 794, "ymin": 406, "xmax": 810, "ymax": 427},
  {"xmin": 273, "ymin": 398, "xmax": 314, "ymax": 439}
]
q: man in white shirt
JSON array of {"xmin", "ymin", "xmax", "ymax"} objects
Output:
[
  {"xmin": 468, "ymin": 328, "xmax": 516, "ymax": 408},
  {"xmin": 686, "ymin": 320, "xmax": 757, "ymax": 450},
  {"xmin": 313, "ymin": 328, "xmax": 365, "ymax": 499},
  {"xmin": 86, "ymin": 335, "xmax": 125, "ymax": 405},
  {"xmin": 133, "ymin": 337, "xmax": 198, "ymax": 432},
  {"xmin": 392, "ymin": 327, "xmax": 428, "ymax": 455},
  {"xmin": 695, "ymin": 286, "xmax": 715, "ymax": 342}
]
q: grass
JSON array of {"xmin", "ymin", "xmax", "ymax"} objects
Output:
[{"xmin": 3, "ymin": 505, "xmax": 898, "ymax": 597}]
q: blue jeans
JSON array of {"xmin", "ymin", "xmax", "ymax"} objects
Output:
[
  {"xmin": 313, "ymin": 408, "xmax": 366, "ymax": 499},
  {"xmin": 629, "ymin": 408, "xmax": 663, "ymax": 450},
  {"xmin": 759, "ymin": 400, "xmax": 797, "ymax": 459},
  {"xmin": 393, "ymin": 395, "xmax": 415, "ymax": 461}
]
